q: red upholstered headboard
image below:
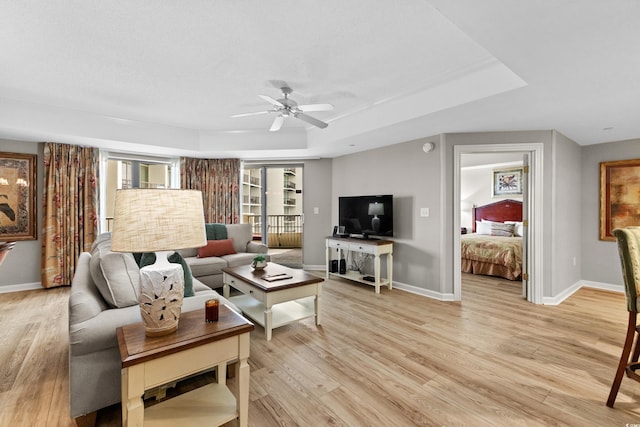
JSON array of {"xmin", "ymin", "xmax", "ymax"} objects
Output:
[{"xmin": 471, "ymin": 199, "xmax": 523, "ymax": 232}]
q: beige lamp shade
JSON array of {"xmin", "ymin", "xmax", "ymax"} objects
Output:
[
  {"xmin": 111, "ymin": 189, "xmax": 206, "ymax": 253},
  {"xmin": 368, "ymin": 202, "xmax": 384, "ymax": 216}
]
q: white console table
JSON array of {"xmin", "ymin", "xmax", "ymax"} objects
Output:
[{"xmin": 325, "ymin": 237, "xmax": 393, "ymax": 294}]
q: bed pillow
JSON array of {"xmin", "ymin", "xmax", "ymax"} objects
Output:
[
  {"xmin": 491, "ymin": 222, "xmax": 515, "ymax": 237},
  {"xmin": 475, "ymin": 221, "xmax": 492, "ymax": 235},
  {"xmin": 481, "ymin": 219, "xmax": 498, "ymax": 224},
  {"xmin": 505, "ymin": 221, "xmax": 524, "ymax": 237},
  {"xmin": 198, "ymin": 239, "xmax": 237, "ymax": 258}
]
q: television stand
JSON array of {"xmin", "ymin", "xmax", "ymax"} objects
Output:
[
  {"xmin": 325, "ymin": 236, "xmax": 393, "ymax": 294},
  {"xmin": 351, "ymin": 234, "xmax": 379, "ymax": 241}
]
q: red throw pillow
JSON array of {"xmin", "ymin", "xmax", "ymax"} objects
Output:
[{"xmin": 198, "ymin": 239, "xmax": 237, "ymax": 258}]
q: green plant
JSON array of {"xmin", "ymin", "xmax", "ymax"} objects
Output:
[{"xmin": 253, "ymin": 254, "xmax": 266, "ymax": 262}]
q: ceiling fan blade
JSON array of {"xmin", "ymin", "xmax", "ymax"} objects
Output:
[
  {"xmin": 298, "ymin": 103, "xmax": 334, "ymax": 112},
  {"xmin": 231, "ymin": 110, "xmax": 271, "ymax": 118},
  {"xmin": 270, "ymin": 115, "xmax": 285, "ymax": 132},
  {"xmin": 259, "ymin": 95, "xmax": 284, "ymax": 107},
  {"xmin": 295, "ymin": 113, "xmax": 328, "ymax": 129}
]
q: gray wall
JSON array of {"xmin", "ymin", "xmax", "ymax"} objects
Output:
[
  {"xmin": 581, "ymin": 138, "xmax": 640, "ymax": 285},
  {"xmin": 0, "ymin": 139, "xmax": 43, "ymax": 288},
  {"xmin": 2, "ymin": 133, "xmax": 636, "ymax": 295},
  {"xmin": 332, "ymin": 137, "xmax": 443, "ymax": 292},
  {"xmin": 442, "ymin": 131, "xmax": 556, "ymax": 297},
  {"xmin": 331, "ymin": 129, "xmax": 615, "ymax": 299},
  {"xmin": 302, "ymin": 158, "xmax": 333, "ymax": 267},
  {"xmin": 551, "ymin": 131, "xmax": 583, "ymax": 295}
]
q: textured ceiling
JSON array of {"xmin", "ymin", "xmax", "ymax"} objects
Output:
[{"xmin": 0, "ymin": 1, "xmax": 638, "ymax": 158}]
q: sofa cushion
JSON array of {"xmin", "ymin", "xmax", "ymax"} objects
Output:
[
  {"xmin": 198, "ymin": 239, "xmax": 237, "ymax": 258},
  {"xmin": 205, "ymin": 223, "xmax": 228, "ymax": 240},
  {"xmin": 226, "ymin": 224, "xmax": 252, "ymax": 253},
  {"xmin": 89, "ymin": 237, "xmax": 140, "ymax": 308},
  {"xmin": 186, "ymin": 256, "xmax": 228, "ymax": 277},
  {"xmin": 137, "ymin": 252, "xmax": 195, "ymax": 297},
  {"xmin": 69, "ymin": 284, "xmax": 230, "ymax": 356},
  {"xmin": 70, "ymin": 252, "xmax": 108, "ymax": 325}
]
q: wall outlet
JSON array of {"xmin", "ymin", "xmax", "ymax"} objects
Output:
[
  {"xmin": 314, "ymin": 207, "xmax": 319, "ymax": 214},
  {"xmin": 420, "ymin": 208, "xmax": 430, "ymax": 217}
]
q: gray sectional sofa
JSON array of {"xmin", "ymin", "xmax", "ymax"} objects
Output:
[
  {"xmin": 68, "ymin": 227, "xmax": 257, "ymax": 422},
  {"xmin": 179, "ymin": 223, "xmax": 270, "ymax": 289}
]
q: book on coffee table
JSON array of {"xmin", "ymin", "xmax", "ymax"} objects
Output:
[{"xmin": 262, "ymin": 273, "xmax": 293, "ymax": 282}]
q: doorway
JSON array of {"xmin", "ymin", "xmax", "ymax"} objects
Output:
[
  {"xmin": 453, "ymin": 143, "xmax": 544, "ymax": 304},
  {"xmin": 242, "ymin": 164, "xmax": 304, "ymax": 268}
]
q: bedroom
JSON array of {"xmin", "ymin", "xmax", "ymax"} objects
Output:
[{"xmin": 460, "ymin": 151, "xmax": 525, "ymax": 299}]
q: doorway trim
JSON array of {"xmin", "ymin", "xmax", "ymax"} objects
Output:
[{"xmin": 453, "ymin": 143, "xmax": 544, "ymax": 304}]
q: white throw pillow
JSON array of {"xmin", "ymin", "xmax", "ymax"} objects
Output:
[
  {"xmin": 505, "ymin": 221, "xmax": 524, "ymax": 237},
  {"xmin": 475, "ymin": 221, "xmax": 492, "ymax": 235},
  {"xmin": 90, "ymin": 235, "xmax": 140, "ymax": 308}
]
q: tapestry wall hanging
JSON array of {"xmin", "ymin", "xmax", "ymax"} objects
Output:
[
  {"xmin": 0, "ymin": 152, "xmax": 37, "ymax": 241},
  {"xmin": 600, "ymin": 158, "xmax": 640, "ymax": 241}
]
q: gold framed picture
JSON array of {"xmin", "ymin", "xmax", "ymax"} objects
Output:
[
  {"xmin": 492, "ymin": 167, "xmax": 523, "ymax": 197},
  {"xmin": 600, "ymin": 158, "xmax": 640, "ymax": 241},
  {"xmin": 0, "ymin": 152, "xmax": 37, "ymax": 241}
]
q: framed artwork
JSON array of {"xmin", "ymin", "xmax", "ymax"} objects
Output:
[
  {"xmin": 600, "ymin": 158, "xmax": 640, "ymax": 241},
  {"xmin": 492, "ymin": 167, "xmax": 523, "ymax": 197},
  {"xmin": 0, "ymin": 152, "xmax": 37, "ymax": 241}
]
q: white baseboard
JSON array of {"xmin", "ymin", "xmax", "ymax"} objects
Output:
[
  {"xmin": 393, "ymin": 281, "xmax": 456, "ymax": 301},
  {"xmin": 318, "ymin": 269, "xmax": 454, "ymax": 301},
  {"xmin": 542, "ymin": 280, "xmax": 623, "ymax": 305},
  {"xmin": 542, "ymin": 281, "xmax": 582, "ymax": 305},
  {"xmin": 0, "ymin": 282, "xmax": 43, "ymax": 294},
  {"xmin": 581, "ymin": 280, "xmax": 624, "ymax": 293},
  {"xmin": 317, "ymin": 269, "xmax": 623, "ymax": 305}
]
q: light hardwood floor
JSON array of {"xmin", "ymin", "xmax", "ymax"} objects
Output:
[{"xmin": 1, "ymin": 273, "xmax": 640, "ymax": 426}]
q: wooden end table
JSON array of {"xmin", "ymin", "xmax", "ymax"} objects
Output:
[
  {"xmin": 116, "ymin": 305, "xmax": 254, "ymax": 427},
  {"xmin": 222, "ymin": 264, "xmax": 323, "ymax": 341}
]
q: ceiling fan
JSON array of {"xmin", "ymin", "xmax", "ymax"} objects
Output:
[{"xmin": 232, "ymin": 82, "xmax": 334, "ymax": 132}]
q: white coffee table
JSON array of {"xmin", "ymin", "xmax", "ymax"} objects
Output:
[{"xmin": 222, "ymin": 263, "xmax": 323, "ymax": 341}]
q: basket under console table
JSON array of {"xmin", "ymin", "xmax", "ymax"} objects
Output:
[{"xmin": 325, "ymin": 236, "xmax": 393, "ymax": 294}]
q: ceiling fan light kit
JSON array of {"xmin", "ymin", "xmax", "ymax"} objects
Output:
[{"xmin": 232, "ymin": 82, "xmax": 333, "ymax": 131}]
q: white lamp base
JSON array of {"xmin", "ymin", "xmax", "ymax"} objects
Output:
[
  {"xmin": 139, "ymin": 251, "xmax": 184, "ymax": 337},
  {"xmin": 371, "ymin": 215, "xmax": 380, "ymax": 234}
]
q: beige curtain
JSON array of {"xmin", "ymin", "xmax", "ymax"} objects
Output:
[
  {"xmin": 180, "ymin": 158, "xmax": 241, "ymax": 224},
  {"xmin": 41, "ymin": 143, "xmax": 99, "ymax": 288}
]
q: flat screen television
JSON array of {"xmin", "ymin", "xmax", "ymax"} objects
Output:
[{"xmin": 338, "ymin": 195, "xmax": 393, "ymax": 239}]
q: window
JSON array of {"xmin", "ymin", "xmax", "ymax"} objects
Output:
[{"xmin": 99, "ymin": 151, "xmax": 179, "ymax": 232}]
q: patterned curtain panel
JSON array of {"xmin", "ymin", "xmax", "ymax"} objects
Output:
[
  {"xmin": 180, "ymin": 158, "xmax": 240, "ymax": 224},
  {"xmin": 42, "ymin": 143, "xmax": 99, "ymax": 288}
]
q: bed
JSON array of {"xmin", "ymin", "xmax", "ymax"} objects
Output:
[{"xmin": 461, "ymin": 199, "xmax": 523, "ymax": 281}]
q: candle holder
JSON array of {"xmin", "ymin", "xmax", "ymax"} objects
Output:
[{"xmin": 205, "ymin": 299, "xmax": 219, "ymax": 322}]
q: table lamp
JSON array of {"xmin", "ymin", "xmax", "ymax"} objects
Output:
[
  {"xmin": 368, "ymin": 202, "xmax": 384, "ymax": 234},
  {"xmin": 111, "ymin": 189, "xmax": 206, "ymax": 337}
]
